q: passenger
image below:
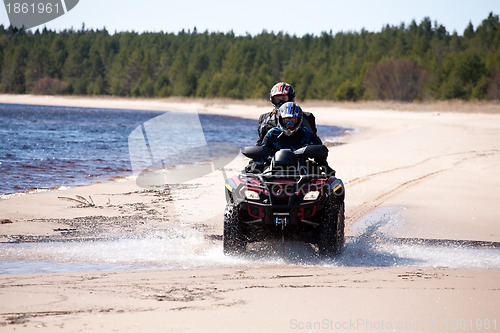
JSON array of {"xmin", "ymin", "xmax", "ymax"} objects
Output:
[{"xmin": 256, "ymin": 82, "xmax": 317, "ymax": 145}]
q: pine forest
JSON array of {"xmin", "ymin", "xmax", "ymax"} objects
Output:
[{"xmin": 1, "ymin": 13, "xmax": 499, "ymax": 101}]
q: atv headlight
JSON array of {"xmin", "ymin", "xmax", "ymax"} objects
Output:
[
  {"xmin": 244, "ymin": 189, "xmax": 260, "ymax": 200},
  {"xmin": 303, "ymin": 190, "xmax": 320, "ymax": 201}
]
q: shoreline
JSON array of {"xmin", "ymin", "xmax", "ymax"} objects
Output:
[
  {"xmin": 1, "ymin": 94, "xmax": 499, "ymax": 332},
  {"xmin": 0, "ymin": 96, "xmax": 349, "ymax": 197},
  {"xmin": 1, "ymin": 94, "xmax": 499, "ymax": 245},
  {"xmin": 1, "ymin": 93, "xmax": 499, "ymax": 114}
]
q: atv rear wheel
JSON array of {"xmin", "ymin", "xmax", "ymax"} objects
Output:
[
  {"xmin": 223, "ymin": 203, "xmax": 246, "ymax": 255},
  {"xmin": 318, "ymin": 196, "xmax": 345, "ymax": 257}
]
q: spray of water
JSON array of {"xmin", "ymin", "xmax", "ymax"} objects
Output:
[
  {"xmin": 1, "ymin": 207, "xmax": 499, "ymax": 274},
  {"xmin": 336, "ymin": 207, "xmax": 500, "ymax": 269}
]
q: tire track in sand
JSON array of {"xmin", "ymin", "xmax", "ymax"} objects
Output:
[{"xmin": 344, "ymin": 149, "xmax": 499, "ymax": 230}]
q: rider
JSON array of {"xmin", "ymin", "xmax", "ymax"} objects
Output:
[
  {"xmin": 262, "ymin": 102, "xmax": 321, "ymax": 152},
  {"xmin": 256, "ymin": 82, "xmax": 317, "ymax": 145},
  {"xmin": 262, "ymin": 102, "xmax": 334, "ymax": 175}
]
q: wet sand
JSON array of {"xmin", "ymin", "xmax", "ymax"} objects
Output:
[{"xmin": 0, "ymin": 95, "xmax": 499, "ymax": 332}]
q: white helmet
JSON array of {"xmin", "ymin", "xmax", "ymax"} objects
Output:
[{"xmin": 278, "ymin": 102, "xmax": 303, "ymax": 136}]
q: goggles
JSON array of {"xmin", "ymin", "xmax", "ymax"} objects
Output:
[
  {"xmin": 272, "ymin": 95, "xmax": 289, "ymax": 107},
  {"xmin": 282, "ymin": 117, "xmax": 298, "ymax": 128}
]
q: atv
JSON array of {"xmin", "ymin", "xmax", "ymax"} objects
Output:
[{"xmin": 223, "ymin": 144, "xmax": 345, "ymax": 257}]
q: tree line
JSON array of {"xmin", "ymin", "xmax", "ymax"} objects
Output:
[{"xmin": 0, "ymin": 13, "xmax": 499, "ymax": 101}]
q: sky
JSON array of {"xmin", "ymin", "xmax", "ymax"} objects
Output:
[{"xmin": 1, "ymin": 0, "xmax": 499, "ymax": 36}]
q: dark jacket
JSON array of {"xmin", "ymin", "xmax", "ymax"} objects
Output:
[
  {"xmin": 256, "ymin": 110, "xmax": 317, "ymax": 145},
  {"xmin": 247, "ymin": 124, "xmax": 333, "ymax": 175},
  {"xmin": 262, "ymin": 125, "xmax": 322, "ymax": 153}
]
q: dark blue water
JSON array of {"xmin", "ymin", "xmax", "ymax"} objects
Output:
[{"xmin": 0, "ymin": 103, "xmax": 346, "ymax": 196}]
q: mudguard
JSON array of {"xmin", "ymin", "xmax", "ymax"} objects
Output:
[
  {"xmin": 326, "ymin": 177, "xmax": 345, "ymax": 197},
  {"xmin": 225, "ymin": 175, "xmax": 242, "ymax": 203}
]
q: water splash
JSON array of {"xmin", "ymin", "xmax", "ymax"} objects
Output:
[
  {"xmin": 1, "ymin": 207, "xmax": 499, "ymax": 274},
  {"xmin": 0, "ymin": 226, "xmax": 242, "ymax": 274},
  {"xmin": 334, "ymin": 206, "xmax": 500, "ymax": 268}
]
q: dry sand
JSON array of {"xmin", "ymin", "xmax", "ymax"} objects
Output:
[{"xmin": 0, "ymin": 95, "xmax": 499, "ymax": 332}]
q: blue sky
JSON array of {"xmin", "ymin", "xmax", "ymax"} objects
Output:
[{"xmin": 1, "ymin": 0, "xmax": 499, "ymax": 35}]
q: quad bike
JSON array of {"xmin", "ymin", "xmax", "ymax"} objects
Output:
[{"xmin": 223, "ymin": 144, "xmax": 345, "ymax": 257}]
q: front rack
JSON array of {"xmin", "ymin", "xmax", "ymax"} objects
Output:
[{"xmin": 239, "ymin": 170, "xmax": 329, "ymax": 207}]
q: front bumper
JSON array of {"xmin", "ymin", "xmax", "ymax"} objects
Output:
[{"xmin": 240, "ymin": 200, "xmax": 326, "ymax": 226}]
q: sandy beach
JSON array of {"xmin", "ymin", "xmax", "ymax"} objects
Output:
[{"xmin": 0, "ymin": 94, "xmax": 499, "ymax": 332}]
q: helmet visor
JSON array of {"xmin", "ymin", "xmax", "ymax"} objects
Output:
[
  {"xmin": 271, "ymin": 95, "xmax": 289, "ymax": 108},
  {"xmin": 282, "ymin": 116, "xmax": 298, "ymax": 129}
]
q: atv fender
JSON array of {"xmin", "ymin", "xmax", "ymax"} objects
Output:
[
  {"xmin": 326, "ymin": 177, "xmax": 345, "ymax": 198},
  {"xmin": 225, "ymin": 175, "xmax": 242, "ymax": 203}
]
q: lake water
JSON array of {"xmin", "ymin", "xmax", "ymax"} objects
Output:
[
  {"xmin": 0, "ymin": 103, "xmax": 347, "ymax": 196},
  {"xmin": 2, "ymin": 207, "xmax": 499, "ymax": 274},
  {"xmin": 1, "ymin": 104, "xmax": 499, "ymax": 274}
]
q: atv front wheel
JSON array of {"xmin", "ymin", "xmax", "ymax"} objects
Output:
[
  {"xmin": 223, "ymin": 203, "xmax": 246, "ymax": 255},
  {"xmin": 318, "ymin": 196, "xmax": 345, "ymax": 257}
]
